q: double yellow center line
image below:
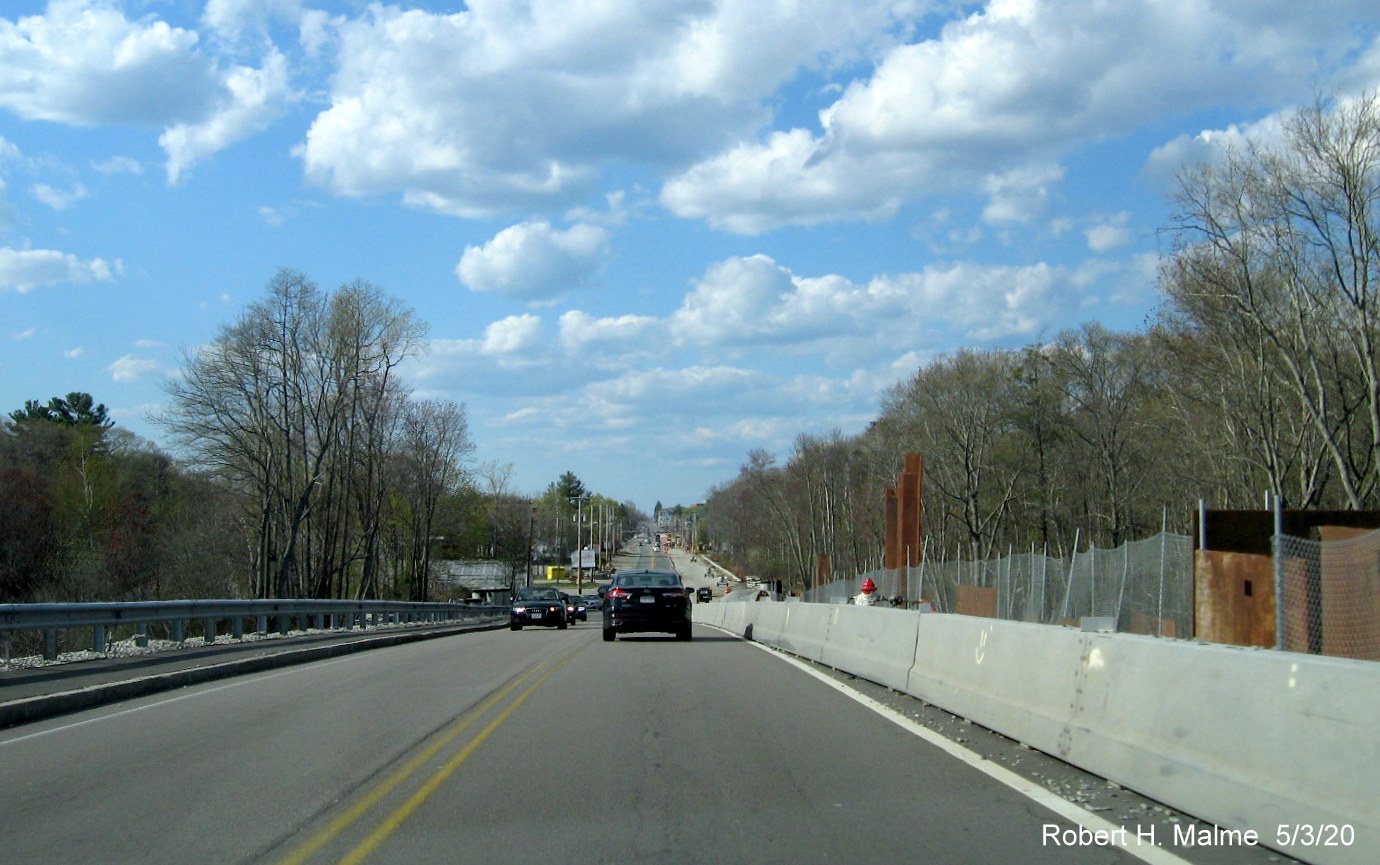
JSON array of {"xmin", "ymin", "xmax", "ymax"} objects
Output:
[{"xmin": 274, "ymin": 645, "xmax": 586, "ymax": 865}]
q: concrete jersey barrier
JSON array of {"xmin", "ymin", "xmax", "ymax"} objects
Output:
[{"xmin": 693, "ymin": 600, "xmax": 1377, "ymax": 865}]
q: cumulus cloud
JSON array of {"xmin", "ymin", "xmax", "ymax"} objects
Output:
[
  {"xmin": 1084, "ymin": 211, "xmax": 1133, "ymax": 253},
  {"xmin": 662, "ymin": 0, "xmax": 1373, "ymax": 233},
  {"xmin": 1142, "ymin": 112, "xmax": 1292, "ymax": 189},
  {"xmin": 558, "ymin": 310, "xmax": 661, "ymax": 352},
  {"xmin": 668, "ymin": 253, "xmax": 1072, "ymax": 351},
  {"xmin": 481, "ymin": 314, "xmax": 543, "ymax": 355},
  {"xmin": 108, "ymin": 354, "xmax": 166, "ymax": 382},
  {"xmin": 0, "ymin": 2, "xmax": 294, "ymax": 182},
  {"xmin": 0, "ymin": 1, "xmax": 218, "ymax": 126},
  {"xmin": 90, "ymin": 155, "xmax": 143, "ymax": 175},
  {"xmin": 456, "ymin": 221, "xmax": 609, "ymax": 302},
  {"xmin": 295, "ymin": 0, "xmax": 904, "ymax": 216},
  {"xmin": 0, "ymin": 246, "xmax": 120, "ymax": 292},
  {"xmin": 159, "ymin": 48, "xmax": 295, "ymax": 183},
  {"xmin": 202, "ymin": 0, "xmax": 304, "ymax": 44},
  {"xmin": 982, "ymin": 163, "xmax": 1064, "ymax": 225},
  {"xmin": 31, "ymin": 182, "xmax": 87, "ymax": 210}
]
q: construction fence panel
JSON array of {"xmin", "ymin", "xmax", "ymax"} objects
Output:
[{"xmin": 1274, "ymin": 530, "xmax": 1380, "ymax": 661}]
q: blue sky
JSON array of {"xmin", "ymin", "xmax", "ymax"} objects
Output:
[{"xmin": 3, "ymin": 0, "xmax": 1380, "ymax": 511}]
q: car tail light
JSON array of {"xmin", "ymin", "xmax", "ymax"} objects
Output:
[
  {"xmin": 665, "ymin": 589, "xmax": 687, "ymax": 598},
  {"xmin": 607, "ymin": 588, "xmax": 632, "ymax": 600}
]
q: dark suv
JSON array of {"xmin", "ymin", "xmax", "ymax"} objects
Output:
[
  {"xmin": 510, "ymin": 587, "xmax": 568, "ymax": 630},
  {"xmin": 602, "ymin": 569, "xmax": 692, "ymax": 641}
]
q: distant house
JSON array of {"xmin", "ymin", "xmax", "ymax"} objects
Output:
[{"xmin": 430, "ymin": 560, "xmax": 514, "ymax": 604}]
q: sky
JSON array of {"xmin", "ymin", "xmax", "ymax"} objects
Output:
[{"xmin": 2, "ymin": 0, "xmax": 1380, "ymax": 512}]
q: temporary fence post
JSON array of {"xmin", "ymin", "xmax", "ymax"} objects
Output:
[
  {"xmin": 1272, "ymin": 492, "xmax": 1285, "ymax": 650},
  {"xmin": 1060, "ymin": 528, "xmax": 1080, "ymax": 622}
]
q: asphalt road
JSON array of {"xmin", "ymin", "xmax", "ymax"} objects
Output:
[{"xmin": 0, "ymin": 547, "xmax": 1285, "ymax": 865}]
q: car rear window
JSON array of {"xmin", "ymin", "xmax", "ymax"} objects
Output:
[{"xmin": 616, "ymin": 572, "xmax": 680, "ymax": 587}]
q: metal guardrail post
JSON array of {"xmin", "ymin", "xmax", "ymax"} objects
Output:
[
  {"xmin": 203, "ymin": 618, "xmax": 216, "ymax": 645},
  {"xmin": 137, "ymin": 623, "xmax": 149, "ymax": 647},
  {"xmin": 173, "ymin": 620, "xmax": 184, "ymax": 644},
  {"xmin": 232, "ymin": 617, "xmax": 244, "ymax": 640},
  {"xmin": 93, "ymin": 625, "xmax": 106, "ymax": 654},
  {"xmin": 44, "ymin": 629, "xmax": 58, "ymax": 661}
]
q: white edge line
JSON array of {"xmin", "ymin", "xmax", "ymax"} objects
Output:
[{"xmin": 722, "ymin": 627, "xmax": 1197, "ymax": 865}]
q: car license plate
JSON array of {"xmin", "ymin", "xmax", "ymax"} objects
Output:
[{"xmin": 639, "ymin": 595, "xmax": 655, "ymax": 604}]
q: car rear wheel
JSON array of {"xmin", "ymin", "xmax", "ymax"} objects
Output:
[
  {"xmin": 675, "ymin": 625, "xmax": 692, "ymax": 641},
  {"xmin": 602, "ymin": 628, "xmax": 616, "ymax": 642},
  {"xmin": 510, "ymin": 623, "xmax": 522, "ymax": 631},
  {"xmin": 557, "ymin": 619, "xmax": 567, "ymax": 629}
]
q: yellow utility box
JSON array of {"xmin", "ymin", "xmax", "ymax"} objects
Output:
[{"xmin": 545, "ymin": 565, "xmax": 567, "ymax": 581}]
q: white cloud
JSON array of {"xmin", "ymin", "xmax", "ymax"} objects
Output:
[
  {"xmin": 12, "ymin": 326, "xmax": 36, "ymax": 340},
  {"xmin": 0, "ymin": 3, "xmax": 294, "ymax": 182},
  {"xmin": 108, "ymin": 354, "xmax": 166, "ymax": 382},
  {"xmin": 0, "ymin": 246, "xmax": 120, "ymax": 292},
  {"xmin": 481, "ymin": 314, "xmax": 543, "ymax": 356},
  {"xmin": 64, "ymin": 346, "xmax": 84, "ymax": 358},
  {"xmin": 202, "ymin": 0, "xmax": 304, "ymax": 44},
  {"xmin": 1142, "ymin": 110, "xmax": 1295, "ymax": 190},
  {"xmin": 660, "ymin": 128, "xmax": 909, "ymax": 234},
  {"xmin": 159, "ymin": 48, "xmax": 295, "ymax": 184},
  {"xmin": 31, "ymin": 182, "xmax": 88, "ymax": 210},
  {"xmin": 91, "ymin": 155, "xmax": 143, "ymax": 174},
  {"xmin": 0, "ymin": 1, "xmax": 219, "ymax": 126},
  {"xmin": 666, "ymin": 253, "xmax": 1079, "ymax": 356},
  {"xmin": 456, "ymin": 221, "xmax": 609, "ymax": 302},
  {"xmin": 296, "ymin": 0, "xmax": 905, "ymax": 216},
  {"xmin": 982, "ymin": 163, "xmax": 1064, "ymax": 225},
  {"xmin": 663, "ymin": 0, "xmax": 1380, "ymax": 233},
  {"xmin": 558, "ymin": 310, "xmax": 661, "ymax": 352},
  {"xmin": 0, "ymin": 135, "xmax": 22, "ymax": 163},
  {"xmin": 1084, "ymin": 211, "xmax": 1133, "ymax": 252}
]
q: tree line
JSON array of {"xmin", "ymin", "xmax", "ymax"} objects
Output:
[
  {"xmin": 1, "ymin": 271, "xmax": 641, "ymax": 604},
  {"xmin": 703, "ymin": 94, "xmax": 1380, "ymax": 592}
]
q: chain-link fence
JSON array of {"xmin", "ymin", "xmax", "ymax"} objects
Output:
[
  {"xmin": 803, "ymin": 532, "xmax": 1194, "ymax": 638},
  {"xmin": 1274, "ymin": 530, "xmax": 1380, "ymax": 660}
]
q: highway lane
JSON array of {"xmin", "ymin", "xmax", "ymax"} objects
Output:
[{"xmin": 0, "ymin": 602, "xmax": 1173, "ymax": 865}]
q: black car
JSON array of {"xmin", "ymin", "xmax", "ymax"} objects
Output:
[
  {"xmin": 696, "ymin": 587, "xmax": 713, "ymax": 603},
  {"xmin": 602, "ymin": 569, "xmax": 692, "ymax": 642},
  {"xmin": 510, "ymin": 587, "xmax": 568, "ymax": 630},
  {"xmin": 562, "ymin": 592, "xmax": 587, "ymax": 623}
]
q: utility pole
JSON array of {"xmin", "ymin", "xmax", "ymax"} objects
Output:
[
  {"xmin": 571, "ymin": 495, "xmax": 589, "ymax": 593},
  {"xmin": 524, "ymin": 504, "xmax": 535, "ymax": 589}
]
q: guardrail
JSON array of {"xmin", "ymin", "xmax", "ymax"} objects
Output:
[{"xmin": 0, "ymin": 599, "xmax": 505, "ymax": 663}]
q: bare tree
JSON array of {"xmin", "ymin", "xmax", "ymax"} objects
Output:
[
  {"xmin": 1168, "ymin": 93, "xmax": 1380, "ymax": 508},
  {"xmin": 159, "ymin": 270, "xmax": 428, "ymax": 598},
  {"xmin": 878, "ymin": 349, "xmax": 1024, "ymax": 561},
  {"xmin": 1044, "ymin": 324, "xmax": 1159, "ymax": 546}
]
